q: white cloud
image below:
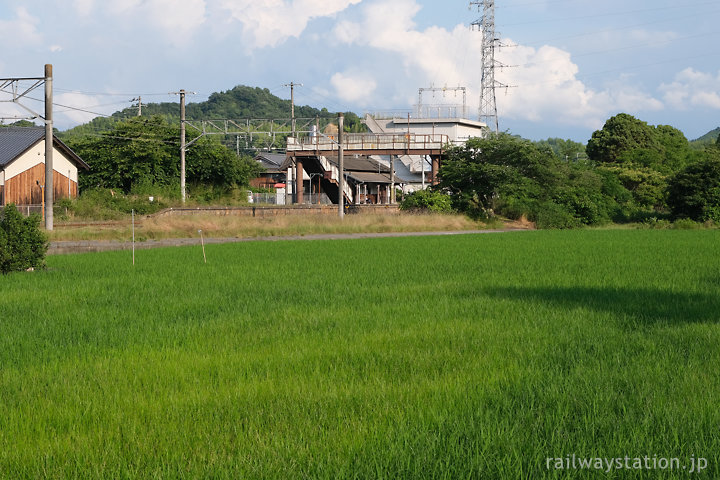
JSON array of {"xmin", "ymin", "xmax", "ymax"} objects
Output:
[
  {"xmin": 218, "ymin": 0, "xmax": 362, "ymax": 50},
  {"xmin": 73, "ymin": 0, "xmax": 95, "ymax": 17},
  {"xmin": 331, "ymin": 72, "xmax": 377, "ymax": 104},
  {"xmin": 660, "ymin": 68, "xmax": 720, "ymax": 110},
  {"xmin": 627, "ymin": 29, "xmax": 678, "ymax": 45},
  {"xmin": 146, "ymin": 0, "xmax": 207, "ymax": 44},
  {"xmin": 106, "ymin": 0, "xmax": 144, "ymax": 16},
  {"xmin": 500, "ymin": 45, "xmax": 663, "ymax": 129},
  {"xmin": 330, "ymin": 0, "xmax": 666, "ymax": 130},
  {"xmin": 100, "ymin": 0, "xmax": 207, "ymax": 46},
  {"xmin": 0, "ymin": 7, "xmax": 43, "ymax": 46}
]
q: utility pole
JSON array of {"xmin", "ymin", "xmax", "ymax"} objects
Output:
[
  {"xmin": 44, "ymin": 64, "xmax": 53, "ymax": 231},
  {"xmin": 0, "ymin": 64, "xmax": 54, "ymax": 228},
  {"xmin": 171, "ymin": 89, "xmax": 195, "ymax": 203},
  {"xmin": 131, "ymin": 96, "xmax": 143, "ymax": 116},
  {"xmin": 338, "ymin": 113, "xmax": 344, "ymax": 219},
  {"xmin": 283, "ymin": 82, "xmax": 302, "ymax": 136},
  {"xmin": 180, "ymin": 90, "xmax": 186, "ymax": 203},
  {"xmin": 390, "ymin": 154, "xmax": 395, "ymax": 204}
]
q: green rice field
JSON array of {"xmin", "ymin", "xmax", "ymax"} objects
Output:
[{"xmin": 1, "ymin": 230, "xmax": 719, "ymax": 478}]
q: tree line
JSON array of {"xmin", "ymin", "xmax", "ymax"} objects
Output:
[{"xmin": 411, "ymin": 113, "xmax": 720, "ymax": 227}]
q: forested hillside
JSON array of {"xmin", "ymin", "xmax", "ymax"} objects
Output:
[
  {"xmin": 62, "ymin": 85, "xmax": 352, "ymax": 137},
  {"xmin": 690, "ymin": 127, "xmax": 720, "ymax": 149}
]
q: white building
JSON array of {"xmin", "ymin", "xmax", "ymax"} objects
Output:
[
  {"xmin": 364, "ymin": 114, "xmax": 487, "ymax": 193},
  {"xmin": 0, "ymin": 127, "xmax": 88, "ymax": 208}
]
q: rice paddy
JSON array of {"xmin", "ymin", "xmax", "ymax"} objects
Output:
[{"xmin": 1, "ymin": 229, "xmax": 719, "ymax": 478}]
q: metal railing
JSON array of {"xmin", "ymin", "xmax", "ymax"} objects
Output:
[
  {"xmin": 249, "ymin": 193, "xmax": 286, "ymax": 205},
  {"xmin": 248, "ymin": 193, "xmax": 332, "ymax": 206},
  {"xmin": 11, "ymin": 204, "xmax": 43, "ymax": 217},
  {"xmin": 287, "ymin": 132, "xmax": 450, "ymax": 152}
]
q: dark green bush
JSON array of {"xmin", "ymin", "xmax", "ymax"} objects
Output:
[
  {"xmin": 399, "ymin": 190, "xmax": 454, "ymax": 213},
  {"xmin": 0, "ymin": 204, "xmax": 48, "ymax": 274},
  {"xmin": 667, "ymin": 159, "xmax": 720, "ymax": 222},
  {"xmin": 532, "ymin": 201, "xmax": 581, "ymax": 229}
]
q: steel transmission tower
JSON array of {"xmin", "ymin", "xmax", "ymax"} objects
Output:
[{"xmin": 471, "ymin": 0, "xmax": 507, "ymax": 134}]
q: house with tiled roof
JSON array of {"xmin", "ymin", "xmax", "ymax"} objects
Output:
[{"xmin": 0, "ymin": 127, "xmax": 88, "ymax": 207}]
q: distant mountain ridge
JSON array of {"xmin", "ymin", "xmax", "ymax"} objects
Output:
[{"xmin": 690, "ymin": 127, "xmax": 720, "ymax": 147}]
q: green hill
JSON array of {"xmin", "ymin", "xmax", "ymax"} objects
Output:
[
  {"xmin": 62, "ymin": 85, "xmax": 345, "ymax": 137},
  {"xmin": 690, "ymin": 127, "xmax": 720, "ymax": 149}
]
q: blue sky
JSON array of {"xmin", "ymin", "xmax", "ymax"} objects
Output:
[{"xmin": 1, "ymin": 0, "xmax": 718, "ymax": 142}]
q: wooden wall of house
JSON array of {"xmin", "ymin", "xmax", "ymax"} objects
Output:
[{"xmin": 3, "ymin": 163, "xmax": 78, "ymax": 206}]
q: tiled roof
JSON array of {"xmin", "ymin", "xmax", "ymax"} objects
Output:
[{"xmin": 0, "ymin": 127, "xmax": 45, "ymax": 167}]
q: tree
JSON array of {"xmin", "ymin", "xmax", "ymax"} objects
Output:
[
  {"xmin": 0, "ymin": 204, "xmax": 48, "ymax": 274},
  {"xmin": 438, "ymin": 134, "xmax": 554, "ymax": 218},
  {"xmin": 587, "ymin": 114, "xmax": 696, "ymax": 212},
  {"xmin": 535, "ymin": 138, "xmax": 586, "ymax": 162},
  {"xmin": 66, "ymin": 116, "xmax": 261, "ymax": 194},
  {"xmin": 438, "ymin": 134, "xmax": 629, "ymax": 227},
  {"xmin": 586, "ymin": 114, "xmax": 661, "ymax": 164},
  {"xmin": 667, "ymin": 158, "xmax": 720, "ymax": 222},
  {"xmin": 399, "ymin": 190, "xmax": 453, "ymax": 213}
]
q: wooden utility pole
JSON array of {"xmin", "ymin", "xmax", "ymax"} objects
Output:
[{"xmin": 44, "ymin": 64, "xmax": 53, "ymax": 231}]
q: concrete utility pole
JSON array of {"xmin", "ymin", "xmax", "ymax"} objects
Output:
[
  {"xmin": 338, "ymin": 113, "xmax": 344, "ymax": 219},
  {"xmin": 390, "ymin": 154, "xmax": 395, "ymax": 204},
  {"xmin": 180, "ymin": 90, "xmax": 186, "ymax": 203},
  {"xmin": 44, "ymin": 64, "xmax": 53, "ymax": 231},
  {"xmin": 170, "ymin": 90, "xmax": 188, "ymax": 203},
  {"xmin": 283, "ymin": 82, "xmax": 302, "ymax": 136},
  {"xmin": 131, "ymin": 96, "xmax": 142, "ymax": 116}
]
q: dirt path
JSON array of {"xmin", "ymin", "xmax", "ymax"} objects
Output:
[{"xmin": 48, "ymin": 229, "xmax": 524, "ymax": 255}]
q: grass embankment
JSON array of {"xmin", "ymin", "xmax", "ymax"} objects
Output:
[
  {"xmin": 48, "ymin": 212, "xmax": 499, "ymax": 242},
  {"xmin": 1, "ymin": 230, "xmax": 719, "ymax": 478}
]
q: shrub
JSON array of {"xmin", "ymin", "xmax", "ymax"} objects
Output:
[
  {"xmin": 0, "ymin": 204, "xmax": 48, "ymax": 274},
  {"xmin": 399, "ymin": 190, "xmax": 454, "ymax": 213},
  {"xmin": 532, "ymin": 201, "xmax": 581, "ymax": 229},
  {"xmin": 667, "ymin": 159, "xmax": 720, "ymax": 222},
  {"xmin": 671, "ymin": 218, "xmax": 702, "ymax": 230},
  {"xmin": 70, "ymin": 189, "xmax": 167, "ymax": 220}
]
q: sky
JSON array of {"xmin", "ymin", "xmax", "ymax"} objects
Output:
[{"xmin": 0, "ymin": 0, "xmax": 719, "ymax": 142}]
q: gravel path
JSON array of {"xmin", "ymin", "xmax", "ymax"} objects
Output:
[{"xmin": 48, "ymin": 229, "xmax": 522, "ymax": 255}]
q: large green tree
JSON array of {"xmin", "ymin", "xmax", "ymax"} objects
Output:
[
  {"xmin": 66, "ymin": 116, "xmax": 261, "ymax": 193},
  {"xmin": 586, "ymin": 114, "xmax": 662, "ymax": 164},
  {"xmin": 586, "ymin": 114, "xmax": 697, "ymax": 210},
  {"xmin": 438, "ymin": 134, "xmax": 630, "ymax": 227}
]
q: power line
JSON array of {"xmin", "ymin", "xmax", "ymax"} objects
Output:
[
  {"xmin": 519, "ymin": 8, "xmax": 720, "ymax": 48},
  {"xmin": 499, "ymin": 1, "xmax": 720, "ymax": 25}
]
